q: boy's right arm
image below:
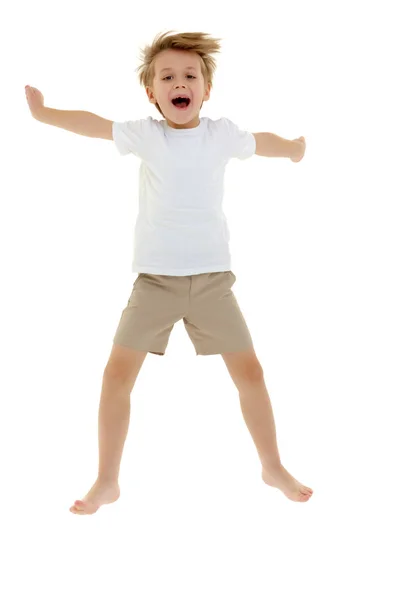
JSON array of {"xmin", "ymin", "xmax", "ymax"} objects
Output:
[
  {"xmin": 36, "ymin": 107, "xmax": 114, "ymax": 140},
  {"xmin": 25, "ymin": 85, "xmax": 113, "ymax": 139}
]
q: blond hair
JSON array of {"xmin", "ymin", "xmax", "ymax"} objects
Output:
[{"xmin": 136, "ymin": 30, "xmax": 222, "ymax": 117}]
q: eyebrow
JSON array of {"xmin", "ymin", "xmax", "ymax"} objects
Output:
[{"xmin": 160, "ymin": 66, "xmax": 197, "ymax": 74}]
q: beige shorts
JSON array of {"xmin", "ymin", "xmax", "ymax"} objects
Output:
[{"xmin": 113, "ymin": 270, "xmax": 254, "ymax": 356}]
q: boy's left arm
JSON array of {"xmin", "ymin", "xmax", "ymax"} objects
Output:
[{"xmin": 252, "ymin": 132, "xmax": 306, "ymax": 162}]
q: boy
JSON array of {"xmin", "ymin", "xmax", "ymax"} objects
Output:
[{"xmin": 25, "ymin": 31, "xmax": 313, "ymax": 515}]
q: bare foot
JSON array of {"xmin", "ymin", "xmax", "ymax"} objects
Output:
[
  {"xmin": 69, "ymin": 480, "xmax": 120, "ymax": 515},
  {"xmin": 262, "ymin": 464, "xmax": 313, "ymax": 502}
]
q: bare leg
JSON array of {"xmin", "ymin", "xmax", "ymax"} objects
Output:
[
  {"xmin": 70, "ymin": 345, "xmax": 147, "ymax": 515},
  {"xmin": 238, "ymin": 378, "xmax": 281, "ymax": 468},
  {"xmin": 97, "ymin": 377, "xmax": 132, "ymax": 482},
  {"xmin": 69, "ymin": 378, "xmax": 130, "ymax": 515},
  {"xmin": 238, "ymin": 378, "xmax": 314, "ymax": 502}
]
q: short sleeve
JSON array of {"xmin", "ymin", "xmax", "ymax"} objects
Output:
[
  {"xmin": 112, "ymin": 118, "xmax": 153, "ymax": 158},
  {"xmin": 218, "ymin": 117, "xmax": 256, "ymax": 160}
]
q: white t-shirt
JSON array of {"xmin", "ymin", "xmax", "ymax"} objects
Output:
[{"xmin": 112, "ymin": 116, "xmax": 256, "ymax": 276}]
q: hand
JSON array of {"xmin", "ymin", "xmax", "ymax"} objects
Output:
[
  {"xmin": 25, "ymin": 85, "xmax": 45, "ymax": 119},
  {"xmin": 290, "ymin": 136, "xmax": 306, "ymax": 162}
]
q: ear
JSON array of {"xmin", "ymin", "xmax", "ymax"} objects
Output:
[{"xmin": 146, "ymin": 86, "xmax": 155, "ymax": 103}]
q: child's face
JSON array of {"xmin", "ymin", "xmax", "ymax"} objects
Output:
[{"xmin": 147, "ymin": 49, "xmax": 211, "ymax": 129}]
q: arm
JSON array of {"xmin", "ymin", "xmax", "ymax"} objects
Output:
[
  {"xmin": 37, "ymin": 108, "xmax": 113, "ymax": 139},
  {"xmin": 252, "ymin": 132, "xmax": 305, "ymax": 160},
  {"xmin": 25, "ymin": 86, "xmax": 113, "ymax": 140}
]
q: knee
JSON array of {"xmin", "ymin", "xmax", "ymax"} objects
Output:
[
  {"xmin": 233, "ymin": 360, "xmax": 264, "ymax": 390},
  {"xmin": 240, "ymin": 361, "xmax": 264, "ymax": 383},
  {"xmin": 102, "ymin": 364, "xmax": 132, "ymax": 389},
  {"xmin": 223, "ymin": 350, "xmax": 265, "ymax": 390}
]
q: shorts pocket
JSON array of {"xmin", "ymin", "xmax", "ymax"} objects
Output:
[{"xmin": 126, "ymin": 274, "xmax": 143, "ymax": 305}]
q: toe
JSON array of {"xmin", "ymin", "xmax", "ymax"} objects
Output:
[
  {"xmin": 70, "ymin": 502, "xmax": 87, "ymax": 513},
  {"xmin": 299, "ymin": 490, "xmax": 311, "ymax": 500},
  {"xmin": 74, "ymin": 500, "xmax": 90, "ymax": 510}
]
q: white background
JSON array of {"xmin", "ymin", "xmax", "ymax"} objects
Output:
[{"xmin": 2, "ymin": 0, "xmax": 400, "ymax": 598}]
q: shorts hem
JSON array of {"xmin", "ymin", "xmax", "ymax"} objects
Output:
[
  {"xmin": 196, "ymin": 344, "xmax": 254, "ymax": 356},
  {"xmin": 113, "ymin": 340, "xmax": 165, "ymax": 355}
]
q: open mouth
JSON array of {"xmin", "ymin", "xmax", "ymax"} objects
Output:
[{"xmin": 171, "ymin": 97, "xmax": 191, "ymax": 110}]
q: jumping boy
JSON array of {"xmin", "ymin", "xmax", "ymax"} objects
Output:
[{"xmin": 25, "ymin": 31, "xmax": 313, "ymax": 515}]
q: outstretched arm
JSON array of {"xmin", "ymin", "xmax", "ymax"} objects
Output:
[
  {"xmin": 252, "ymin": 132, "xmax": 306, "ymax": 162},
  {"xmin": 25, "ymin": 85, "xmax": 113, "ymax": 140}
]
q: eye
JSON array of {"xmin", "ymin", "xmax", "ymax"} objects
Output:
[{"xmin": 162, "ymin": 75, "xmax": 196, "ymax": 80}]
